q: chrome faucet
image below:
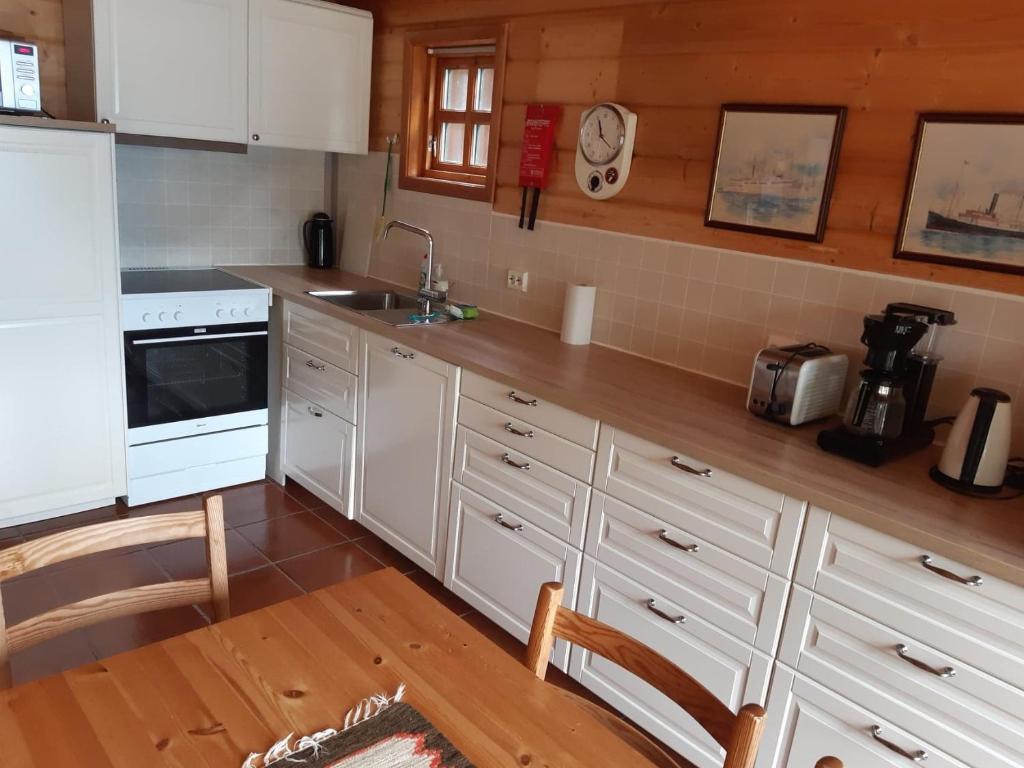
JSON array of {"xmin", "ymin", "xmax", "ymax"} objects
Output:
[{"xmin": 382, "ymin": 220, "xmax": 445, "ymax": 316}]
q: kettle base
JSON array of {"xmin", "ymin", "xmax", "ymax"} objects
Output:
[{"xmin": 929, "ymin": 465, "xmax": 1008, "ymax": 497}]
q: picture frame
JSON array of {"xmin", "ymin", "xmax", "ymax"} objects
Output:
[
  {"xmin": 705, "ymin": 104, "xmax": 847, "ymax": 243},
  {"xmin": 895, "ymin": 113, "xmax": 1024, "ymax": 276}
]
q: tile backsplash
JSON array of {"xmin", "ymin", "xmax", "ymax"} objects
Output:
[
  {"xmin": 116, "ymin": 144, "xmax": 326, "ymax": 269},
  {"xmin": 338, "ymin": 151, "xmax": 1024, "ymax": 451}
]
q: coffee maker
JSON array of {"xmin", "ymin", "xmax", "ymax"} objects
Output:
[{"xmin": 817, "ymin": 302, "xmax": 956, "ymax": 466}]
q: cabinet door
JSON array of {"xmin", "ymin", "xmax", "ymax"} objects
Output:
[
  {"xmin": 282, "ymin": 390, "xmax": 354, "ymax": 513},
  {"xmin": 249, "ymin": 0, "xmax": 372, "ymax": 153},
  {"xmin": 92, "ymin": 0, "xmax": 249, "ymax": 142},
  {"xmin": 444, "ymin": 484, "xmax": 582, "ymax": 670},
  {"xmin": 357, "ymin": 333, "xmax": 458, "ymax": 576},
  {"xmin": 0, "ymin": 127, "xmax": 126, "ymax": 522}
]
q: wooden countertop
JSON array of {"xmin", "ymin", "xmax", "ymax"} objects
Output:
[
  {"xmin": 225, "ymin": 265, "xmax": 1024, "ymax": 587},
  {"xmin": 0, "ymin": 115, "xmax": 114, "ymax": 132}
]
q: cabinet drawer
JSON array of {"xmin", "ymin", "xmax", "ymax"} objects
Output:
[
  {"xmin": 283, "ymin": 344, "xmax": 357, "ymax": 424},
  {"xmin": 458, "ymin": 397, "xmax": 595, "ymax": 483},
  {"xmin": 460, "ymin": 369, "xmax": 599, "ymax": 449},
  {"xmin": 282, "ymin": 390, "xmax": 354, "ymax": 514},
  {"xmin": 284, "ymin": 301, "xmax": 359, "ymax": 374},
  {"xmin": 596, "ymin": 427, "xmax": 804, "ymax": 575},
  {"xmin": 798, "ymin": 510, "xmax": 1024, "ymax": 692},
  {"xmin": 569, "ymin": 559, "xmax": 772, "ymax": 768},
  {"xmin": 780, "ymin": 588, "xmax": 1024, "ymax": 768},
  {"xmin": 757, "ymin": 666, "xmax": 970, "ymax": 768},
  {"xmin": 586, "ymin": 493, "xmax": 788, "ymax": 654},
  {"xmin": 453, "ymin": 427, "xmax": 590, "ymax": 546},
  {"xmin": 444, "ymin": 484, "xmax": 581, "ymax": 670}
]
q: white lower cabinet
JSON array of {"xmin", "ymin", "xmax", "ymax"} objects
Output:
[
  {"xmin": 444, "ymin": 484, "xmax": 581, "ymax": 669},
  {"xmin": 282, "ymin": 390, "xmax": 354, "ymax": 513},
  {"xmin": 570, "ymin": 558, "xmax": 772, "ymax": 768},
  {"xmin": 357, "ymin": 333, "xmax": 458, "ymax": 576},
  {"xmin": 757, "ymin": 665, "xmax": 969, "ymax": 768}
]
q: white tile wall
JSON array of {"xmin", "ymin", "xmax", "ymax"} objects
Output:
[
  {"xmin": 116, "ymin": 144, "xmax": 326, "ymax": 268},
  {"xmin": 339, "ymin": 151, "xmax": 1024, "ymax": 451}
]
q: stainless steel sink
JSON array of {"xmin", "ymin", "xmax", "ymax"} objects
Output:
[{"xmin": 306, "ymin": 290, "xmax": 451, "ymax": 326}]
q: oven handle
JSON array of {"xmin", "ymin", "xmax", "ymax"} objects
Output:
[{"xmin": 132, "ymin": 331, "xmax": 268, "ymax": 345}]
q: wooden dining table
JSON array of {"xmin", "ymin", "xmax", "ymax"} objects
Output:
[{"xmin": 0, "ymin": 568, "xmax": 667, "ymax": 767}]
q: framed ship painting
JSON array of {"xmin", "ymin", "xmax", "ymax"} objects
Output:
[
  {"xmin": 896, "ymin": 113, "xmax": 1024, "ymax": 275},
  {"xmin": 705, "ymin": 104, "xmax": 847, "ymax": 242}
]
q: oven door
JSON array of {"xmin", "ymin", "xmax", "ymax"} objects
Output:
[{"xmin": 124, "ymin": 322, "xmax": 268, "ymax": 445}]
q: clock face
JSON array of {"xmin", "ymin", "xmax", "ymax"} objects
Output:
[{"xmin": 579, "ymin": 104, "xmax": 626, "ymax": 166}]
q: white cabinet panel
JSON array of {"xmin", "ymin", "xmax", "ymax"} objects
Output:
[
  {"xmin": 757, "ymin": 665, "xmax": 970, "ymax": 768},
  {"xmin": 357, "ymin": 334, "xmax": 457, "ymax": 576},
  {"xmin": 282, "ymin": 390, "xmax": 354, "ymax": 513},
  {"xmin": 570, "ymin": 559, "xmax": 772, "ymax": 768},
  {"xmin": 92, "ymin": 0, "xmax": 249, "ymax": 142},
  {"xmin": 283, "ymin": 344, "xmax": 357, "ymax": 424},
  {"xmin": 0, "ymin": 126, "xmax": 125, "ymax": 523},
  {"xmin": 284, "ymin": 301, "xmax": 359, "ymax": 375},
  {"xmin": 453, "ymin": 426, "xmax": 590, "ymax": 546},
  {"xmin": 586, "ymin": 492, "xmax": 788, "ymax": 654},
  {"xmin": 249, "ymin": 0, "xmax": 372, "ymax": 153},
  {"xmin": 596, "ymin": 427, "xmax": 804, "ymax": 575},
  {"xmin": 444, "ymin": 484, "xmax": 581, "ymax": 669}
]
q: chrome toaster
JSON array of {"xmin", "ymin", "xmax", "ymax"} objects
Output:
[{"xmin": 747, "ymin": 343, "xmax": 848, "ymax": 426}]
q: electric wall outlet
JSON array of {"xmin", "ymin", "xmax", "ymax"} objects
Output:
[{"xmin": 506, "ymin": 270, "xmax": 529, "ymax": 292}]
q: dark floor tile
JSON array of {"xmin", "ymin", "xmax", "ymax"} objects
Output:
[
  {"xmin": 216, "ymin": 482, "xmax": 306, "ymax": 528},
  {"xmin": 227, "ymin": 565, "xmax": 303, "ymax": 616},
  {"xmin": 47, "ymin": 549, "xmax": 169, "ymax": 605},
  {"xmin": 84, "ymin": 606, "xmax": 209, "ymax": 659},
  {"xmin": 9, "ymin": 631, "xmax": 96, "ymax": 686},
  {"xmin": 277, "ymin": 542, "xmax": 384, "ymax": 593},
  {"xmin": 282, "ymin": 478, "xmax": 325, "ymax": 509},
  {"xmin": 355, "ymin": 536, "xmax": 418, "ymax": 574},
  {"xmin": 405, "ymin": 569, "xmax": 473, "ymax": 617},
  {"xmin": 17, "ymin": 503, "xmax": 123, "ymax": 538},
  {"xmin": 149, "ymin": 529, "xmax": 268, "ymax": 580},
  {"xmin": 235, "ymin": 512, "xmax": 346, "ymax": 562},
  {"xmin": 461, "ymin": 610, "xmax": 526, "ymax": 662},
  {"xmin": 308, "ymin": 506, "xmax": 371, "ymax": 540},
  {"xmin": 115, "ymin": 493, "xmax": 205, "ymax": 519},
  {"xmin": 0, "ymin": 532, "xmax": 23, "ymax": 550},
  {"xmin": 1, "ymin": 573, "xmax": 65, "ymax": 625}
]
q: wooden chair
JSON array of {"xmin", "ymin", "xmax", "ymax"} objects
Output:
[
  {"xmin": 527, "ymin": 582, "xmax": 767, "ymax": 768},
  {"xmin": 816, "ymin": 759, "xmax": 843, "ymax": 768},
  {"xmin": 0, "ymin": 495, "xmax": 229, "ymax": 688}
]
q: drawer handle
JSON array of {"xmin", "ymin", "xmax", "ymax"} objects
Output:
[
  {"xmin": 305, "ymin": 359, "xmax": 326, "ymax": 372},
  {"xmin": 504, "ymin": 422, "xmax": 534, "ymax": 438},
  {"xmin": 495, "ymin": 514, "xmax": 524, "ymax": 533},
  {"xmin": 391, "ymin": 346, "xmax": 416, "ymax": 360},
  {"xmin": 508, "ymin": 391, "xmax": 538, "ymax": 407},
  {"xmin": 658, "ymin": 530, "xmax": 700, "ymax": 553},
  {"xmin": 919, "ymin": 555, "xmax": 983, "ymax": 587},
  {"xmin": 870, "ymin": 726, "xmax": 928, "ymax": 762},
  {"xmin": 669, "ymin": 456, "xmax": 712, "ymax": 477},
  {"xmin": 501, "ymin": 453, "xmax": 531, "ymax": 471},
  {"xmin": 645, "ymin": 599, "xmax": 686, "ymax": 625},
  {"xmin": 895, "ymin": 644, "xmax": 956, "ymax": 679},
  {"xmin": 307, "ymin": 406, "xmax": 323, "ymax": 418}
]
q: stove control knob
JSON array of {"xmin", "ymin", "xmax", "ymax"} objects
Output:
[
  {"xmin": 158, "ymin": 312, "xmax": 168, "ymax": 322},
  {"xmin": 243, "ymin": 306, "xmax": 252, "ymax": 317},
  {"xmin": 229, "ymin": 307, "xmax": 239, "ymax": 318},
  {"xmin": 215, "ymin": 308, "xmax": 225, "ymax": 318},
  {"xmin": 173, "ymin": 311, "xmax": 183, "ymax": 322},
  {"xmin": 142, "ymin": 312, "xmax": 152, "ymax": 323}
]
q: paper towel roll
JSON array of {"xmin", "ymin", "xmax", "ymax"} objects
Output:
[{"xmin": 560, "ymin": 284, "xmax": 596, "ymax": 345}]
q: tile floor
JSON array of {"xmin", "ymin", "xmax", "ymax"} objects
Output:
[{"xmin": 0, "ymin": 479, "xmax": 582, "ymax": 700}]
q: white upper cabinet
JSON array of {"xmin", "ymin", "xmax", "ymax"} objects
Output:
[
  {"xmin": 248, "ymin": 0, "xmax": 372, "ymax": 153},
  {"xmin": 91, "ymin": 0, "xmax": 250, "ymax": 143}
]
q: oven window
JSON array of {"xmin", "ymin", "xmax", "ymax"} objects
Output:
[{"xmin": 125, "ymin": 325, "xmax": 268, "ymax": 429}]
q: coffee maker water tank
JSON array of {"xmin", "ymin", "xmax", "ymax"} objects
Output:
[{"xmin": 934, "ymin": 388, "xmax": 1012, "ymax": 493}]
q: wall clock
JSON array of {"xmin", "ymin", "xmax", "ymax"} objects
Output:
[{"xmin": 574, "ymin": 102, "xmax": 638, "ymax": 200}]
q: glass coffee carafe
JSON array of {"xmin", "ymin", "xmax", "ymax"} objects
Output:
[{"xmin": 843, "ymin": 371, "xmax": 907, "ymax": 438}]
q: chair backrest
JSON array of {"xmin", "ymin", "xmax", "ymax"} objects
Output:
[
  {"xmin": 816, "ymin": 759, "xmax": 843, "ymax": 768},
  {"xmin": 527, "ymin": 582, "xmax": 766, "ymax": 768},
  {"xmin": 0, "ymin": 495, "xmax": 229, "ymax": 688}
]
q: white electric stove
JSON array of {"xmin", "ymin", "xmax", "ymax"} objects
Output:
[{"xmin": 120, "ymin": 269, "xmax": 272, "ymax": 506}]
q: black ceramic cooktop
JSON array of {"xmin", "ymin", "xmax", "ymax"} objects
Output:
[{"xmin": 120, "ymin": 269, "xmax": 262, "ymax": 295}]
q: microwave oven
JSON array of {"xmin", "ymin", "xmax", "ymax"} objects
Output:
[{"xmin": 0, "ymin": 39, "xmax": 42, "ymax": 114}]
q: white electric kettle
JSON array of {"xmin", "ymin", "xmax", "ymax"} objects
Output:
[{"xmin": 932, "ymin": 388, "xmax": 1012, "ymax": 494}]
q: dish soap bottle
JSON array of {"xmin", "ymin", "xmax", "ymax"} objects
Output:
[{"xmin": 431, "ymin": 262, "xmax": 449, "ymax": 294}]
